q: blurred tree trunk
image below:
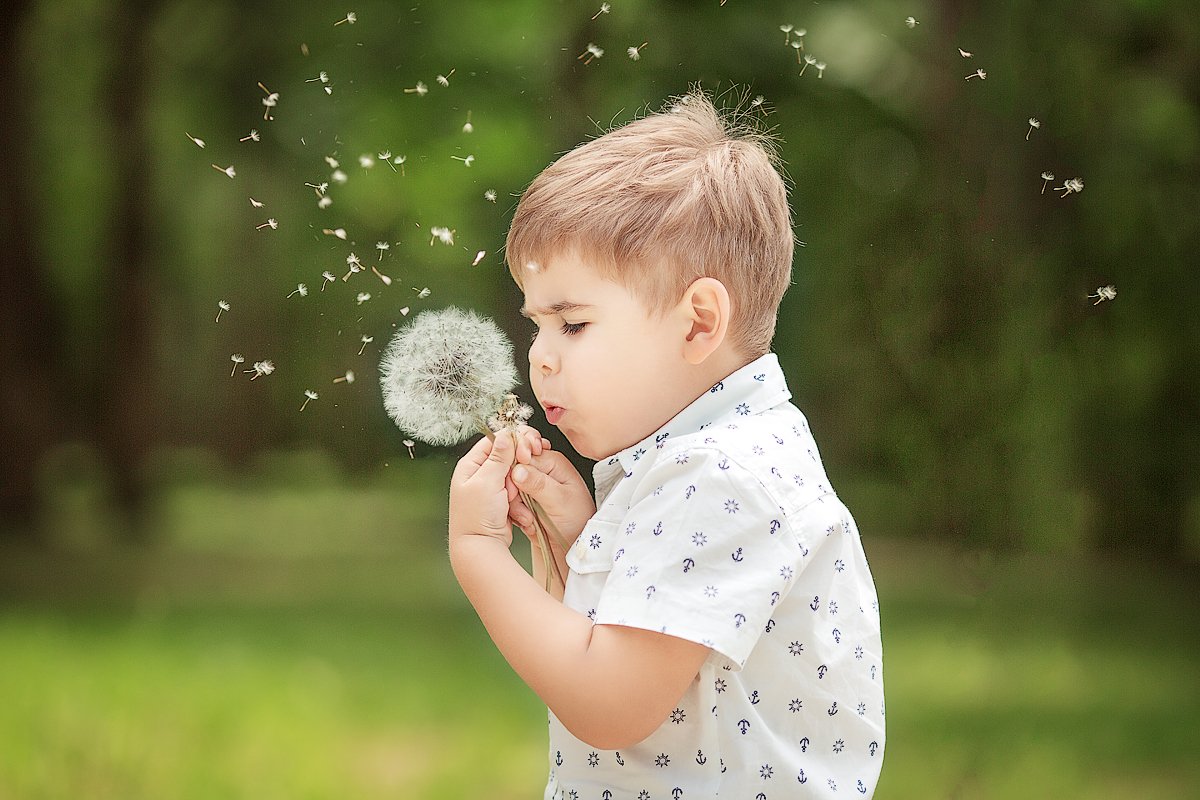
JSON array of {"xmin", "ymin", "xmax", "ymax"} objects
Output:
[
  {"xmin": 96, "ymin": 0, "xmax": 162, "ymax": 539},
  {"xmin": 0, "ymin": 0, "xmax": 69, "ymax": 540}
]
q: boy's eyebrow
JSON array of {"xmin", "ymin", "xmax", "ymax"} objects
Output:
[{"xmin": 518, "ymin": 300, "xmax": 594, "ymax": 318}]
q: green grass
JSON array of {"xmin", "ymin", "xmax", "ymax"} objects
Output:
[{"xmin": 2, "ymin": 462, "xmax": 1198, "ymax": 798}]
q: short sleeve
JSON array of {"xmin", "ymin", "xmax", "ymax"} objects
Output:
[{"xmin": 593, "ymin": 446, "xmax": 804, "ymax": 671}]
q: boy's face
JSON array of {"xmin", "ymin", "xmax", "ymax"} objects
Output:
[{"xmin": 520, "ymin": 251, "xmax": 692, "ymax": 461}]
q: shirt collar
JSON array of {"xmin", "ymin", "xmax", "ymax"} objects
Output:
[{"xmin": 593, "ymin": 352, "xmax": 792, "ymax": 488}]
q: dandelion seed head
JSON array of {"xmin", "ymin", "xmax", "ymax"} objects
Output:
[
  {"xmin": 305, "ymin": 390, "xmax": 319, "ymax": 400},
  {"xmin": 357, "ymin": 292, "xmax": 371, "ymax": 305},
  {"xmin": 230, "ymin": 353, "xmax": 245, "ymax": 364},
  {"xmin": 1029, "ymin": 117, "xmax": 1041, "ymax": 129},
  {"xmin": 325, "ymin": 156, "xmax": 340, "ymax": 169},
  {"xmin": 627, "ymin": 45, "xmax": 641, "ymax": 60},
  {"xmin": 322, "ymin": 271, "xmax": 337, "ymax": 282},
  {"xmin": 484, "ymin": 189, "xmax": 497, "ymax": 202},
  {"xmin": 253, "ymin": 360, "xmax": 275, "ymax": 377},
  {"xmin": 318, "ymin": 195, "xmax": 333, "ymax": 209},
  {"xmin": 905, "ymin": 16, "xmax": 920, "ymax": 28},
  {"xmin": 415, "ymin": 287, "xmax": 431, "ymax": 299},
  {"xmin": 376, "ymin": 241, "xmax": 390, "ymax": 252},
  {"xmin": 250, "ymin": 197, "xmax": 264, "ymax": 208},
  {"xmin": 1041, "ymin": 171, "xmax": 1054, "ymax": 181},
  {"xmin": 331, "ymin": 169, "xmax": 348, "ymax": 184},
  {"xmin": 379, "ymin": 307, "xmax": 519, "ymax": 446},
  {"xmin": 218, "ymin": 300, "xmax": 231, "ymax": 311},
  {"xmin": 393, "ymin": 154, "xmax": 406, "ymax": 165},
  {"xmin": 186, "ymin": 132, "xmax": 206, "ymax": 148},
  {"xmin": 359, "ymin": 154, "xmax": 375, "ymax": 169},
  {"xmin": 298, "ymin": 284, "xmax": 308, "ymax": 297},
  {"xmin": 436, "ymin": 74, "xmax": 450, "ymax": 87}
]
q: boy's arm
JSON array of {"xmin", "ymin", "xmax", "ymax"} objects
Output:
[{"xmin": 450, "ymin": 433, "xmax": 709, "ymax": 750}]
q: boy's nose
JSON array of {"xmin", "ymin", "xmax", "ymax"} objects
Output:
[{"xmin": 528, "ymin": 336, "xmax": 558, "ymax": 375}]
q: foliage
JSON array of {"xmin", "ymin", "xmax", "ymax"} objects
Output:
[{"xmin": 3, "ymin": 0, "xmax": 1198, "ymax": 556}]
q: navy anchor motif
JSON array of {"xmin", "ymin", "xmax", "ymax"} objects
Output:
[
  {"xmin": 673, "ymin": 789, "xmax": 684, "ymax": 799},
  {"xmin": 682, "ymin": 557, "xmax": 695, "ymax": 572},
  {"xmin": 737, "ymin": 719, "xmax": 751, "ymax": 734},
  {"xmin": 696, "ymin": 750, "xmax": 707, "ymax": 765}
]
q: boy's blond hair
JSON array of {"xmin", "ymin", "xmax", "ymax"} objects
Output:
[{"xmin": 505, "ymin": 90, "xmax": 795, "ymax": 358}]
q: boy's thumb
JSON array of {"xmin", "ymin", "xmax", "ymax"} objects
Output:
[{"xmin": 511, "ymin": 464, "xmax": 538, "ymax": 492}]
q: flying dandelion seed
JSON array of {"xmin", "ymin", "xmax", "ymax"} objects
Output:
[
  {"xmin": 794, "ymin": 28, "xmax": 807, "ymax": 49},
  {"xmin": 247, "ymin": 360, "xmax": 275, "ymax": 380},
  {"xmin": 751, "ymin": 95, "xmax": 765, "ymax": 109},
  {"xmin": 472, "ymin": 250, "xmax": 486, "ymax": 266},
  {"xmin": 249, "ymin": 197, "xmax": 264, "ymax": 208},
  {"xmin": 216, "ymin": 300, "xmax": 230, "ymax": 322},
  {"xmin": 1056, "ymin": 177, "xmax": 1084, "ymax": 196},
  {"xmin": 958, "ymin": 47, "xmax": 973, "ymax": 58},
  {"xmin": 357, "ymin": 292, "xmax": 372, "ymax": 305},
  {"xmin": 905, "ymin": 16, "xmax": 920, "ymax": 28},
  {"xmin": 393, "ymin": 154, "xmax": 407, "ymax": 175},
  {"xmin": 1089, "ymin": 285, "xmax": 1117, "ymax": 305},
  {"xmin": 1026, "ymin": 117, "xmax": 1041, "ymax": 140},
  {"xmin": 335, "ymin": 11, "xmax": 356, "ymax": 25},
  {"xmin": 186, "ymin": 132, "xmax": 205, "ymax": 148},
  {"xmin": 318, "ymin": 195, "xmax": 333, "ymax": 209},
  {"xmin": 429, "ymin": 227, "xmax": 455, "ymax": 246},
  {"xmin": 436, "ymin": 68, "xmax": 456, "ymax": 87},
  {"xmin": 578, "ymin": 43, "xmax": 604, "ymax": 64},
  {"xmin": 404, "ymin": 82, "xmax": 428, "ymax": 96},
  {"xmin": 965, "ymin": 68, "xmax": 987, "ymax": 80},
  {"xmin": 321, "ymin": 271, "xmax": 337, "ymax": 290},
  {"xmin": 331, "ymin": 169, "xmax": 348, "ymax": 184},
  {"xmin": 358, "ymin": 335, "xmax": 374, "ymax": 356},
  {"xmin": 343, "ymin": 252, "xmax": 363, "ymax": 281},
  {"xmin": 592, "ymin": 2, "xmax": 611, "ymax": 19},
  {"xmin": 627, "ymin": 42, "xmax": 647, "ymax": 60},
  {"xmin": 800, "ymin": 54, "xmax": 816, "ymax": 76},
  {"xmin": 451, "ymin": 154, "xmax": 475, "ymax": 167},
  {"xmin": 1040, "ymin": 171, "xmax": 1055, "ymax": 194},
  {"xmin": 258, "ymin": 82, "xmax": 279, "ymax": 120},
  {"xmin": 484, "ymin": 189, "xmax": 497, "ymax": 202},
  {"xmin": 414, "ymin": 287, "xmax": 431, "ymax": 299},
  {"xmin": 815, "ymin": 61, "xmax": 827, "ymax": 78},
  {"xmin": 287, "ymin": 284, "xmax": 308, "ymax": 298},
  {"xmin": 306, "ymin": 71, "xmax": 330, "ymax": 84},
  {"xmin": 325, "ymin": 156, "xmax": 340, "ymax": 169},
  {"xmin": 780, "ymin": 23, "xmax": 794, "ymax": 44},
  {"xmin": 212, "ymin": 164, "xmax": 236, "ymax": 178},
  {"xmin": 462, "ymin": 111, "xmax": 474, "ymax": 133},
  {"xmin": 378, "ymin": 307, "xmax": 518, "ymax": 447},
  {"xmin": 376, "ymin": 241, "xmax": 390, "ymax": 260},
  {"xmin": 359, "ymin": 154, "xmax": 376, "ymax": 169},
  {"xmin": 403, "ymin": 439, "xmax": 416, "ymax": 458},
  {"xmin": 256, "ymin": 218, "xmax": 278, "ymax": 230},
  {"xmin": 323, "ymin": 228, "xmax": 348, "ymax": 240},
  {"xmin": 334, "ymin": 370, "xmax": 356, "ymax": 384},
  {"xmin": 240, "ymin": 130, "xmax": 260, "ymax": 142},
  {"xmin": 300, "ymin": 390, "xmax": 319, "ymax": 411},
  {"xmin": 229, "ymin": 353, "xmax": 244, "ymax": 376}
]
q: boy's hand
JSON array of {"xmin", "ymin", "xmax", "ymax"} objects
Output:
[
  {"xmin": 449, "ymin": 434, "xmax": 522, "ymax": 546},
  {"xmin": 507, "ymin": 448, "xmax": 596, "ymax": 551}
]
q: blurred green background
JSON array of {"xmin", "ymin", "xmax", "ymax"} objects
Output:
[{"xmin": 1, "ymin": 0, "xmax": 1198, "ymax": 797}]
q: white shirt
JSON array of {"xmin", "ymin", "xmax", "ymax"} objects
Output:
[{"xmin": 545, "ymin": 353, "xmax": 885, "ymax": 799}]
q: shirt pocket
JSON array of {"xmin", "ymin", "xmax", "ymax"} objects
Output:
[{"xmin": 565, "ymin": 517, "xmax": 620, "ymax": 575}]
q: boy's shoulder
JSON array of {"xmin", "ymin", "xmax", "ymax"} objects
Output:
[{"xmin": 651, "ymin": 403, "xmax": 835, "ymax": 511}]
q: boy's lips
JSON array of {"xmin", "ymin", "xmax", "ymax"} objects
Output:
[{"xmin": 543, "ymin": 404, "xmax": 566, "ymax": 425}]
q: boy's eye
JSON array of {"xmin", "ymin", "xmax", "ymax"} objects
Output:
[{"xmin": 561, "ymin": 321, "xmax": 587, "ymax": 336}]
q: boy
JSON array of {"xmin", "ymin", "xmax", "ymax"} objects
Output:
[{"xmin": 448, "ymin": 91, "xmax": 885, "ymax": 798}]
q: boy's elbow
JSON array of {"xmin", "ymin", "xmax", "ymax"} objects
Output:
[{"xmin": 562, "ymin": 704, "xmax": 663, "ymax": 751}]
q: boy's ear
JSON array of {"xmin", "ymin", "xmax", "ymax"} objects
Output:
[{"xmin": 679, "ymin": 277, "xmax": 731, "ymax": 365}]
